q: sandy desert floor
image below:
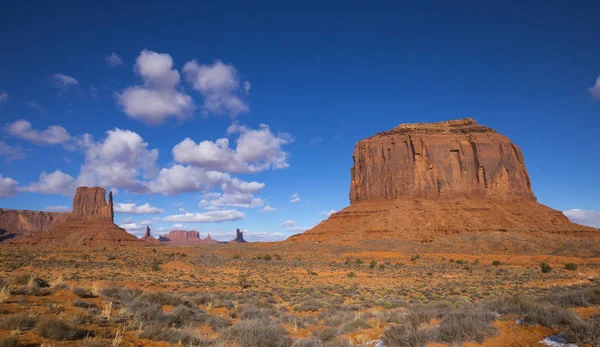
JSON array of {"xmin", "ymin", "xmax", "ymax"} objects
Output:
[{"xmin": 1, "ymin": 234, "xmax": 599, "ymax": 346}]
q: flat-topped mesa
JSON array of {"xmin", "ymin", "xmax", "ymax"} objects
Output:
[
  {"xmin": 69, "ymin": 187, "xmax": 114, "ymax": 222},
  {"xmin": 350, "ymin": 118, "xmax": 535, "ymax": 202}
]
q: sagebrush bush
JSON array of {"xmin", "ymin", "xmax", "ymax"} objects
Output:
[
  {"xmin": 37, "ymin": 319, "xmax": 86, "ymax": 341},
  {"xmin": 0, "ymin": 336, "xmax": 17, "ymax": 347},
  {"xmin": 222, "ymin": 319, "xmax": 292, "ymax": 347},
  {"xmin": 0, "ymin": 315, "xmax": 38, "ymax": 330}
]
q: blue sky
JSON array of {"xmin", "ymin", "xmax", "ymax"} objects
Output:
[{"xmin": 1, "ymin": 1, "xmax": 599, "ymax": 240}]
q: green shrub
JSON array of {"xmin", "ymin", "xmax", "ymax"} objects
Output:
[
  {"xmin": 369, "ymin": 260, "xmax": 376, "ymax": 269},
  {"xmin": 221, "ymin": 319, "xmax": 291, "ymax": 347},
  {"xmin": 263, "ymin": 254, "xmax": 272, "ymax": 261},
  {"xmin": 492, "ymin": 260, "xmax": 501, "ymax": 266},
  {"xmin": 541, "ymin": 262, "xmax": 553, "ymax": 273},
  {"xmin": 151, "ymin": 259, "xmax": 161, "ymax": 271},
  {"xmin": 565, "ymin": 263, "xmax": 578, "ymax": 271},
  {"xmin": 411, "ymin": 254, "xmax": 420, "ymax": 262},
  {"xmin": 0, "ymin": 315, "xmax": 38, "ymax": 330},
  {"xmin": 0, "ymin": 336, "xmax": 17, "ymax": 347},
  {"xmin": 347, "ymin": 272, "xmax": 356, "ymax": 278}
]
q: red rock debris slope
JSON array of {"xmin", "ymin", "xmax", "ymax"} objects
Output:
[
  {"xmin": 0, "ymin": 209, "xmax": 69, "ymax": 240},
  {"xmin": 288, "ymin": 118, "xmax": 598, "ymax": 243}
]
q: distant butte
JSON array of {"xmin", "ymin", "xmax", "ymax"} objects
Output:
[{"xmin": 288, "ymin": 118, "xmax": 599, "ymax": 243}]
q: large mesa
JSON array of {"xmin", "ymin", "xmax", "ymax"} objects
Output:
[{"xmin": 289, "ymin": 118, "xmax": 598, "ymax": 243}]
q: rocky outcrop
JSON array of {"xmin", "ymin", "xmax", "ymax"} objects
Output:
[
  {"xmin": 0, "ymin": 209, "xmax": 69, "ymax": 241},
  {"xmin": 14, "ymin": 187, "xmax": 145, "ymax": 247},
  {"xmin": 230, "ymin": 229, "xmax": 247, "ymax": 243},
  {"xmin": 159, "ymin": 230, "xmax": 217, "ymax": 245},
  {"xmin": 289, "ymin": 119, "xmax": 599, "ymax": 243},
  {"xmin": 141, "ymin": 225, "xmax": 160, "ymax": 245},
  {"xmin": 350, "ymin": 118, "xmax": 534, "ymax": 202},
  {"xmin": 69, "ymin": 187, "xmax": 114, "ymax": 222}
]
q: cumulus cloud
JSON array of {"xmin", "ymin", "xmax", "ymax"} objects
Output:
[
  {"xmin": 0, "ymin": 142, "xmax": 25, "ymax": 161},
  {"xmin": 118, "ymin": 49, "xmax": 195, "ymax": 125},
  {"xmin": 182, "ymin": 60, "xmax": 249, "ymax": 116},
  {"xmin": 106, "ymin": 52, "xmax": 123, "ymax": 67},
  {"xmin": 114, "ymin": 202, "xmax": 164, "ymax": 214},
  {"xmin": 199, "ymin": 192, "xmax": 264, "ymax": 210},
  {"xmin": 0, "ymin": 91, "xmax": 7, "ymax": 103},
  {"xmin": 290, "ymin": 193, "xmax": 300, "ymax": 203},
  {"xmin": 143, "ymin": 165, "xmax": 229, "ymax": 196},
  {"xmin": 320, "ymin": 209, "xmax": 336, "ymax": 217},
  {"xmin": 163, "ymin": 209, "xmax": 244, "ymax": 223},
  {"xmin": 0, "ymin": 175, "xmax": 18, "ymax": 197},
  {"xmin": 590, "ymin": 75, "xmax": 600, "ymax": 100},
  {"xmin": 51, "ymin": 73, "xmax": 79, "ymax": 88},
  {"xmin": 6, "ymin": 119, "xmax": 72, "ymax": 146},
  {"xmin": 77, "ymin": 129, "xmax": 159, "ymax": 189},
  {"xmin": 173, "ymin": 124, "xmax": 293, "ymax": 173},
  {"xmin": 44, "ymin": 206, "xmax": 69, "ymax": 212},
  {"xmin": 119, "ymin": 221, "xmax": 154, "ymax": 236},
  {"xmin": 243, "ymin": 230, "xmax": 285, "ymax": 242},
  {"xmin": 20, "ymin": 170, "xmax": 76, "ymax": 196},
  {"xmin": 564, "ymin": 209, "xmax": 600, "ymax": 228},
  {"xmin": 261, "ymin": 205, "xmax": 276, "ymax": 212},
  {"xmin": 287, "ymin": 226, "xmax": 311, "ymax": 232},
  {"xmin": 281, "ymin": 220, "xmax": 295, "ymax": 227}
]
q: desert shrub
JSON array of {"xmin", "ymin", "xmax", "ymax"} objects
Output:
[
  {"xmin": 0, "ymin": 337, "xmax": 17, "ymax": 347},
  {"xmin": 291, "ymin": 338, "xmax": 321, "ymax": 347},
  {"xmin": 521, "ymin": 305, "xmax": 580, "ymax": 327},
  {"xmin": 0, "ymin": 315, "xmax": 38, "ymax": 330},
  {"xmin": 492, "ymin": 260, "xmax": 501, "ymax": 266},
  {"xmin": 264, "ymin": 254, "xmax": 272, "ymax": 261},
  {"xmin": 151, "ymin": 258, "xmax": 161, "ymax": 271},
  {"xmin": 207, "ymin": 315, "xmax": 229, "ymax": 332},
  {"xmin": 565, "ymin": 263, "xmax": 578, "ymax": 271},
  {"xmin": 436, "ymin": 307, "xmax": 497, "ymax": 344},
  {"xmin": 563, "ymin": 319, "xmax": 600, "ymax": 346},
  {"xmin": 167, "ymin": 305, "xmax": 208, "ymax": 327},
  {"xmin": 12, "ymin": 274, "xmax": 49, "ymax": 288},
  {"xmin": 81, "ymin": 337, "xmax": 104, "ymax": 347},
  {"xmin": 541, "ymin": 262, "xmax": 552, "ymax": 273},
  {"xmin": 221, "ymin": 319, "xmax": 292, "ymax": 347},
  {"xmin": 341, "ymin": 317, "xmax": 372, "ymax": 333},
  {"xmin": 298, "ymin": 298, "xmax": 325, "ymax": 312},
  {"xmin": 346, "ymin": 272, "xmax": 356, "ymax": 278},
  {"xmin": 319, "ymin": 308, "xmax": 353, "ymax": 327},
  {"xmin": 72, "ymin": 287, "xmax": 96, "ymax": 298},
  {"xmin": 369, "ymin": 260, "xmax": 376, "ymax": 269},
  {"xmin": 72, "ymin": 298, "xmax": 97, "ymax": 309},
  {"xmin": 406, "ymin": 302, "xmax": 452, "ymax": 326},
  {"xmin": 382, "ymin": 323, "xmax": 434, "ymax": 347},
  {"xmin": 140, "ymin": 325, "xmax": 215, "ymax": 345},
  {"xmin": 37, "ymin": 319, "xmax": 86, "ymax": 340},
  {"xmin": 127, "ymin": 298, "xmax": 164, "ymax": 324},
  {"xmin": 455, "ymin": 260, "xmax": 465, "ymax": 265},
  {"xmin": 410, "ymin": 254, "xmax": 420, "ymax": 262},
  {"xmin": 312, "ymin": 327, "xmax": 338, "ymax": 342},
  {"xmin": 543, "ymin": 286, "xmax": 600, "ymax": 307},
  {"xmin": 72, "ymin": 311, "xmax": 96, "ymax": 324},
  {"xmin": 142, "ymin": 291, "xmax": 187, "ymax": 306}
]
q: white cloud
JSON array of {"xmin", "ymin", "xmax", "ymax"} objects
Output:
[
  {"xmin": 564, "ymin": 209, "xmax": 600, "ymax": 228},
  {"xmin": 243, "ymin": 230, "xmax": 285, "ymax": 242},
  {"xmin": 0, "ymin": 91, "xmax": 7, "ymax": 103},
  {"xmin": 0, "ymin": 175, "xmax": 18, "ymax": 197},
  {"xmin": 6, "ymin": 119, "xmax": 72, "ymax": 146},
  {"xmin": 163, "ymin": 209, "xmax": 244, "ymax": 223},
  {"xmin": 320, "ymin": 209, "xmax": 336, "ymax": 217},
  {"xmin": 114, "ymin": 202, "xmax": 164, "ymax": 214},
  {"xmin": 143, "ymin": 165, "xmax": 229, "ymax": 196},
  {"xmin": 199, "ymin": 192, "xmax": 264, "ymax": 210},
  {"xmin": 288, "ymin": 226, "xmax": 311, "ymax": 232},
  {"xmin": 221, "ymin": 178, "xmax": 265, "ymax": 194},
  {"xmin": 290, "ymin": 193, "xmax": 300, "ymax": 203},
  {"xmin": 0, "ymin": 142, "xmax": 25, "ymax": 161},
  {"xmin": 173, "ymin": 124, "xmax": 293, "ymax": 173},
  {"xmin": 281, "ymin": 220, "xmax": 295, "ymax": 227},
  {"xmin": 77, "ymin": 129, "xmax": 159, "ymax": 189},
  {"xmin": 44, "ymin": 205, "xmax": 69, "ymax": 212},
  {"xmin": 182, "ymin": 60, "xmax": 249, "ymax": 116},
  {"xmin": 51, "ymin": 73, "xmax": 79, "ymax": 88},
  {"xmin": 106, "ymin": 52, "xmax": 123, "ymax": 67},
  {"xmin": 261, "ymin": 205, "xmax": 276, "ymax": 212},
  {"xmin": 117, "ymin": 49, "xmax": 195, "ymax": 125},
  {"xmin": 20, "ymin": 170, "xmax": 76, "ymax": 196},
  {"xmin": 590, "ymin": 75, "xmax": 600, "ymax": 100},
  {"xmin": 119, "ymin": 221, "xmax": 154, "ymax": 237}
]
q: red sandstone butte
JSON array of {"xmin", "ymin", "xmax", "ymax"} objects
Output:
[
  {"xmin": 16, "ymin": 186, "xmax": 145, "ymax": 247},
  {"xmin": 288, "ymin": 118, "xmax": 599, "ymax": 243},
  {"xmin": 0, "ymin": 209, "xmax": 69, "ymax": 241},
  {"xmin": 141, "ymin": 225, "xmax": 161, "ymax": 245}
]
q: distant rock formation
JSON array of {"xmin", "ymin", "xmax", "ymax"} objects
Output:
[
  {"xmin": 230, "ymin": 229, "xmax": 247, "ymax": 243},
  {"xmin": 14, "ymin": 187, "xmax": 145, "ymax": 247},
  {"xmin": 0, "ymin": 209, "xmax": 69, "ymax": 242},
  {"xmin": 289, "ymin": 118, "xmax": 599, "ymax": 243},
  {"xmin": 141, "ymin": 225, "xmax": 160, "ymax": 245},
  {"xmin": 159, "ymin": 230, "xmax": 217, "ymax": 245}
]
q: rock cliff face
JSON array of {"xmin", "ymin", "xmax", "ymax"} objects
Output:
[
  {"xmin": 15, "ymin": 186, "xmax": 145, "ymax": 247},
  {"xmin": 289, "ymin": 119, "xmax": 599, "ymax": 243},
  {"xmin": 350, "ymin": 118, "xmax": 534, "ymax": 202},
  {"xmin": 0, "ymin": 209, "xmax": 69, "ymax": 241},
  {"xmin": 69, "ymin": 187, "xmax": 114, "ymax": 222},
  {"xmin": 159, "ymin": 230, "xmax": 217, "ymax": 245}
]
